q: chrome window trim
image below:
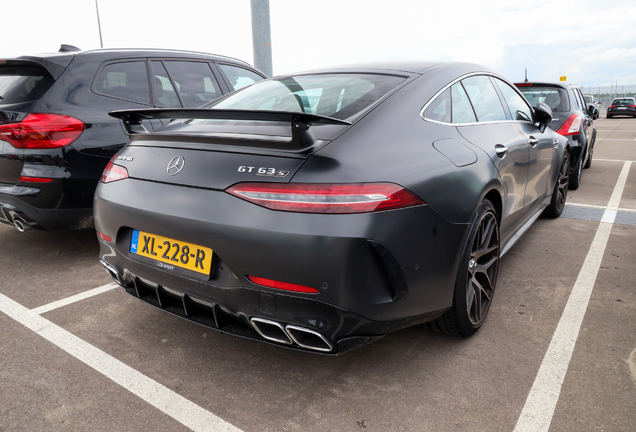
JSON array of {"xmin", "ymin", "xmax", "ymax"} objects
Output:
[{"xmin": 420, "ymin": 72, "xmax": 534, "ymax": 126}]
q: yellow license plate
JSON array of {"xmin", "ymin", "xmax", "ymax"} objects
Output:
[{"xmin": 130, "ymin": 230, "xmax": 213, "ymax": 275}]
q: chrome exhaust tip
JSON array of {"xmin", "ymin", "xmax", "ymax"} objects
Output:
[
  {"xmin": 100, "ymin": 259, "xmax": 125, "ymax": 287},
  {"xmin": 13, "ymin": 218, "xmax": 30, "ymax": 232},
  {"xmin": 286, "ymin": 325, "xmax": 334, "ymax": 352},
  {"xmin": 250, "ymin": 317, "xmax": 293, "ymax": 345}
]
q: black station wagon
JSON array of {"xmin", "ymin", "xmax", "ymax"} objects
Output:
[{"xmin": 0, "ymin": 46, "xmax": 266, "ymax": 231}]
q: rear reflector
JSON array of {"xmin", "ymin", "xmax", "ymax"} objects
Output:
[
  {"xmin": 556, "ymin": 113, "xmax": 582, "ymax": 136},
  {"xmin": 97, "ymin": 232, "xmax": 112, "ymax": 242},
  {"xmin": 248, "ymin": 276, "xmax": 319, "ymax": 293},
  {"xmin": 100, "ymin": 161, "xmax": 129, "ymax": 183},
  {"xmin": 19, "ymin": 176, "xmax": 53, "ymax": 183},
  {"xmin": 0, "ymin": 113, "xmax": 85, "ymax": 149},
  {"xmin": 515, "ymin": 83, "xmax": 532, "ymax": 87},
  {"xmin": 226, "ymin": 182, "xmax": 425, "ymax": 214}
]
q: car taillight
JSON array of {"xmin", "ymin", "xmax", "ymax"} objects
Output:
[
  {"xmin": 0, "ymin": 113, "xmax": 85, "ymax": 149},
  {"xmin": 100, "ymin": 161, "xmax": 129, "ymax": 183},
  {"xmin": 226, "ymin": 182, "xmax": 426, "ymax": 214},
  {"xmin": 609, "ymin": 105, "xmax": 616, "ymax": 108},
  {"xmin": 630, "ymin": 105, "xmax": 636, "ymax": 108},
  {"xmin": 247, "ymin": 276, "xmax": 319, "ymax": 293},
  {"xmin": 19, "ymin": 176, "xmax": 53, "ymax": 183},
  {"xmin": 556, "ymin": 114, "xmax": 582, "ymax": 136}
]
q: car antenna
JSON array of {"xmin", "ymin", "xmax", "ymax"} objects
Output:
[{"xmin": 524, "ymin": 69, "xmax": 528, "ymax": 83}]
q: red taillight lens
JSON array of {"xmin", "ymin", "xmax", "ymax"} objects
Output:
[
  {"xmin": 100, "ymin": 161, "xmax": 129, "ymax": 183},
  {"xmin": 248, "ymin": 276, "xmax": 319, "ymax": 293},
  {"xmin": 556, "ymin": 114, "xmax": 582, "ymax": 136},
  {"xmin": 515, "ymin": 83, "xmax": 532, "ymax": 87},
  {"xmin": 609, "ymin": 105, "xmax": 616, "ymax": 108},
  {"xmin": 226, "ymin": 182, "xmax": 425, "ymax": 214},
  {"xmin": 0, "ymin": 113, "xmax": 85, "ymax": 149},
  {"xmin": 19, "ymin": 176, "xmax": 53, "ymax": 183}
]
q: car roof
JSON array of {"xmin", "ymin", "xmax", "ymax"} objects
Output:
[
  {"xmin": 3, "ymin": 47, "xmax": 251, "ymax": 67},
  {"xmin": 277, "ymin": 61, "xmax": 495, "ymax": 77}
]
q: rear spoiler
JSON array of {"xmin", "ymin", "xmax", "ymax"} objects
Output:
[{"xmin": 109, "ymin": 108, "xmax": 351, "ymax": 151}]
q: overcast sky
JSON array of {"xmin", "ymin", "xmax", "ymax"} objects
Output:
[{"xmin": 3, "ymin": 0, "xmax": 635, "ymax": 88}]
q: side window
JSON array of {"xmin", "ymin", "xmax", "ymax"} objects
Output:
[
  {"xmin": 95, "ymin": 61, "xmax": 150, "ymax": 104},
  {"xmin": 461, "ymin": 75, "xmax": 507, "ymax": 122},
  {"xmin": 451, "ymin": 83, "xmax": 477, "ymax": 123},
  {"xmin": 164, "ymin": 61, "xmax": 221, "ymax": 108},
  {"xmin": 493, "ymin": 78, "xmax": 533, "ymax": 122},
  {"xmin": 570, "ymin": 88, "xmax": 582, "ymax": 110},
  {"xmin": 423, "ymin": 88, "xmax": 451, "ymax": 123},
  {"xmin": 218, "ymin": 64, "xmax": 265, "ymax": 91},
  {"xmin": 151, "ymin": 61, "xmax": 181, "ymax": 108}
]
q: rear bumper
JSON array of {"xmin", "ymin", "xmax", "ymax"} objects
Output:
[
  {"xmin": 607, "ymin": 108, "xmax": 636, "ymax": 116},
  {"xmin": 95, "ymin": 178, "xmax": 468, "ymax": 353},
  {"xmin": 0, "ymin": 197, "xmax": 93, "ymax": 230}
]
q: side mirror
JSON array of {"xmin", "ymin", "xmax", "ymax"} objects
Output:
[
  {"xmin": 588, "ymin": 106, "xmax": 598, "ymax": 118},
  {"xmin": 534, "ymin": 102, "xmax": 553, "ymax": 132}
]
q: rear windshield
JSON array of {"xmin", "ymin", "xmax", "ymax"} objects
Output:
[
  {"xmin": 517, "ymin": 86, "xmax": 570, "ymax": 112},
  {"xmin": 207, "ymin": 73, "xmax": 406, "ymax": 120},
  {"xmin": 0, "ymin": 65, "xmax": 54, "ymax": 105},
  {"xmin": 612, "ymin": 99, "xmax": 634, "ymax": 105}
]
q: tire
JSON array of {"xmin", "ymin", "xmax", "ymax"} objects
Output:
[
  {"xmin": 569, "ymin": 152, "xmax": 582, "ymax": 190},
  {"xmin": 542, "ymin": 152, "xmax": 570, "ymax": 218},
  {"xmin": 424, "ymin": 199, "xmax": 500, "ymax": 336},
  {"xmin": 583, "ymin": 144, "xmax": 593, "ymax": 169},
  {"xmin": 607, "ymin": 114, "xmax": 612, "ymax": 118}
]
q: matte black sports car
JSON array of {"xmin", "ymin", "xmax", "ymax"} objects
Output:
[
  {"xmin": 95, "ymin": 62, "xmax": 570, "ymax": 354},
  {"xmin": 0, "ymin": 46, "xmax": 265, "ymax": 231}
]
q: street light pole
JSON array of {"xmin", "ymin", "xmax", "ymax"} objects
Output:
[{"xmin": 250, "ymin": 0, "xmax": 273, "ymax": 76}]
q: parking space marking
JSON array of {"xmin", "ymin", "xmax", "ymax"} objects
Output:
[
  {"xmin": 30, "ymin": 282, "xmax": 119, "ymax": 315},
  {"xmin": 0, "ymin": 293, "xmax": 243, "ymax": 432},
  {"xmin": 513, "ymin": 161, "xmax": 631, "ymax": 432},
  {"xmin": 567, "ymin": 203, "xmax": 636, "ymax": 213},
  {"xmin": 596, "ymin": 159, "xmax": 636, "ymax": 163},
  {"xmin": 596, "ymin": 138, "xmax": 636, "ymax": 141}
]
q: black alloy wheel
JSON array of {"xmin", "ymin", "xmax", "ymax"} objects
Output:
[
  {"xmin": 584, "ymin": 144, "xmax": 593, "ymax": 169},
  {"xmin": 543, "ymin": 152, "xmax": 570, "ymax": 218},
  {"xmin": 425, "ymin": 199, "xmax": 500, "ymax": 336}
]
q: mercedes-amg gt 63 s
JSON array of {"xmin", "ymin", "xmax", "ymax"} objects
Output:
[{"xmin": 95, "ymin": 62, "xmax": 570, "ymax": 354}]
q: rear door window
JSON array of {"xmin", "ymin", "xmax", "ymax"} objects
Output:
[
  {"xmin": 217, "ymin": 64, "xmax": 266, "ymax": 91},
  {"xmin": 461, "ymin": 75, "xmax": 507, "ymax": 122},
  {"xmin": 423, "ymin": 88, "xmax": 451, "ymax": 123},
  {"xmin": 151, "ymin": 61, "xmax": 181, "ymax": 108},
  {"xmin": 164, "ymin": 61, "xmax": 221, "ymax": 108},
  {"xmin": 94, "ymin": 61, "xmax": 151, "ymax": 105},
  {"xmin": 0, "ymin": 65, "xmax": 54, "ymax": 105},
  {"xmin": 451, "ymin": 83, "xmax": 477, "ymax": 123}
]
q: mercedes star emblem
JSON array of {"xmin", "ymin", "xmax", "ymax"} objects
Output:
[{"xmin": 167, "ymin": 155, "xmax": 185, "ymax": 176}]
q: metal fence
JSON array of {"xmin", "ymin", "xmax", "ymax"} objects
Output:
[{"xmin": 578, "ymin": 84, "xmax": 636, "ymax": 108}]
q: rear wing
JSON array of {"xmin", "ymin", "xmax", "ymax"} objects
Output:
[{"xmin": 109, "ymin": 108, "xmax": 351, "ymax": 151}]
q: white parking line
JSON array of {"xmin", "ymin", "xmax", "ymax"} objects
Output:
[
  {"xmin": 30, "ymin": 282, "xmax": 119, "ymax": 315},
  {"xmin": 567, "ymin": 203, "xmax": 636, "ymax": 213},
  {"xmin": 0, "ymin": 293, "xmax": 243, "ymax": 432},
  {"xmin": 514, "ymin": 161, "xmax": 632, "ymax": 432},
  {"xmin": 595, "ymin": 138, "xmax": 636, "ymax": 141},
  {"xmin": 595, "ymin": 158, "xmax": 636, "ymax": 163}
]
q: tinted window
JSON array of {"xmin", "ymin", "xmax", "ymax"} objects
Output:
[
  {"xmin": 0, "ymin": 65, "xmax": 54, "ymax": 105},
  {"xmin": 493, "ymin": 78, "xmax": 532, "ymax": 122},
  {"xmin": 451, "ymin": 83, "xmax": 477, "ymax": 123},
  {"xmin": 151, "ymin": 61, "xmax": 181, "ymax": 108},
  {"xmin": 95, "ymin": 61, "xmax": 150, "ymax": 104},
  {"xmin": 461, "ymin": 76, "xmax": 507, "ymax": 122},
  {"xmin": 517, "ymin": 86, "xmax": 570, "ymax": 112},
  {"xmin": 210, "ymin": 74, "xmax": 405, "ymax": 120},
  {"xmin": 423, "ymin": 88, "xmax": 451, "ymax": 123},
  {"xmin": 164, "ymin": 61, "xmax": 220, "ymax": 108},
  {"xmin": 218, "ymin": 64, "xmax": 265, "ymax": 91},
  {"xmin": 612, "ymin": 98, "xmax": 635, "ymax": 105}
]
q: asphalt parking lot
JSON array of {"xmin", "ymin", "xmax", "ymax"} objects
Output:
[{"xmin": 1, "ymin": 116, "xmax": 635, "ymax": 432}]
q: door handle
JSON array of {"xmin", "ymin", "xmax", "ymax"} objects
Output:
[
  {"xmin": 528, "ymin": 136, "xmax": 539, "ymax": 146},
  {"xmin": 552, "ymin": 138, "xmax": 559, "ymax": 147},
  {"xmin": 495, "ymin": 144, "xmax": 508, "ymax": 157}
]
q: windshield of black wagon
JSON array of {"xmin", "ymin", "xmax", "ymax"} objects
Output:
[{"xmin": 208, "ymin": 74, "xmax": 406, "ymax": 120}]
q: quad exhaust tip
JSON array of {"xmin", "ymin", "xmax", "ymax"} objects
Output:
[
  {"xmin": 250, "ymin": 317, "xmax": 334, "ymax": 352},
  {"xmin": 13, "ymin": 218, "xmax": 30, "ymax": 232},
  {"xmin": 100, "ymin": 259, "xmax": 125, "ymax": 287}
]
